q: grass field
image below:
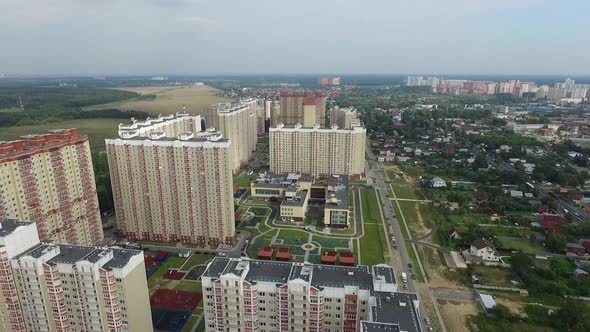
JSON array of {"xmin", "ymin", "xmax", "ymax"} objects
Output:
[
  {"xmin": 398, "ymin": 201, "xmax": 420, "ymax": 237},
  {"xmin": 85, "ymin": 85, "xmax": 231, "ymax": 116},
  {"xmin": 180, "ymin": 254, "xmax": 214, "ymax": 271},
  {"xmin": 0, "ymin": 118, "xmax": 122, "ymax": 151},
  {"xmin": 472, "ymin": 266, "xmax": 520, "ymax": 288},
  {"xmin": 390, "ymin": 183, "xmax": 423, "ymax": 200},
  {"xmin": 148, "ymin": 256, "xmax": 187, "ymax": 290},
  {"xmin": 174, "ymin": 281, "xmax": 202, "ymax": 292},
  {"xmin": 359, "ymin": 188, "xmax": 388, "ymax": 266},
  {"xmin": 498, "ymin": 237, "xmax": 547, "ymax": 255}
]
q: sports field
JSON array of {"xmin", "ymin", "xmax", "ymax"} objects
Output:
[{"xmin": 85, "ymin": 85, "xmax": 232, "ymax": 116}]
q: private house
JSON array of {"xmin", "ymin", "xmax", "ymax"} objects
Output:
[
  {"xmin": 430, "ymin": 177, "xmax": 447, "ymax": 188},
  {"xmin": 470, "ymin": 238, "xmax": 501, "ymax": 262}
]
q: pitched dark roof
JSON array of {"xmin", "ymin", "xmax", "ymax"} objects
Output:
[{"xmin": 471, "ymin": 238, "xmax": 494, "ymax": 250}]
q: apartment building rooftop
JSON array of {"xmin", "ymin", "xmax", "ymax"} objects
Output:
[
  {"xmin": 210, "ymin": 98, "xmax": 256, "ymax": 114},
  {"xmin": 282, "ymin": 189, "xmax": 309, "ymax": 207},
  {"xmin": 324, "ymin": 174, "xmax": 349, "ymax": 210},
  {"xmin": 273, "ymin": 122, "xmax": 365, "ymax": 131},
  {"xmin": 252, "ymin": 172, "xmax": 313, "ymax": 188},
  {"xmin": 0, "ymin": 129, "xmax": 86, "ymax": 162},
  {"xmin": 361, "ymin": 322, "xmax": 401, "ymax": 332},
  {"xmin": 116, "ymin": 112, "xmax": 202, "ymax": 139},
  {"xmin": 371, "ymin": 292, "xmax": 421, "ymax": 332},
  {"xmin": 123, "ymin": 133, "xmax": 228, "ymax": 143},
  {"xmin": 0, "ymin": 218, "xmax": 33, "ymax": 237},
  {"xmin": 118, "ymin": 112, "xmax": 192, "ymax": 131},
  {"xmin": 205, "ymin": 257, "xmax": 374, "ymax": 290},
  {"xmin": 373, "ymin": 265, "xmax": 396, "ymax": 284},
  {"xmin": 16, "ymin": 243, "xmax": 143, "ymax": 270}
]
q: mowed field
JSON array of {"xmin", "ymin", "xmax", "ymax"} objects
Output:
[
  {"xmin": 0, "ymin": 118, "xmax": 122, "ymax": 152},
  {"xmin": 85, "ymin": 85, "xmax": 232, "ymax": 116}
]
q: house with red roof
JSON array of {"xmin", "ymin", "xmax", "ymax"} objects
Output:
[{"xmin": 541, "ymin": 214, "xmax": 563, "ymax": 231}]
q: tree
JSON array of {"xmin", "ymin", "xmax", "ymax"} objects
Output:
[
  {"xmin": 472, "ymin": 153, "xmax": 488, "ymax": 170},
  {"xmin": 552, "ymin": 300, "xmax": 590, "ymax": 331},
  {"xmin": 491, "ymin": 304, "xmax": 516, "ymax": 322},
  {"xmin": 549, "ymin": 258, "xmax": 573, "ymax": 278},
  {"xmin": 511, "ymin": 253, "xmax": 532, "ymax": 276},
  {"xmin": 546, "ymin": 234, "xmax": 567, "ymax": 253}
]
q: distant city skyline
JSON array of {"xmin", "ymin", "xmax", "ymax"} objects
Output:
[{"xmin": 1, "ymin": 0, "xmax": 589, "ymax": 76}]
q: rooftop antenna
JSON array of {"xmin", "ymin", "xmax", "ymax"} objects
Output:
[{"xmin": 130, "ymin": 111, "xmax": 135, "ymax": 123}]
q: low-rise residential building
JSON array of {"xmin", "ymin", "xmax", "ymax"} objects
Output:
[
  {"xmin": 0, "ymin": 218, "xmax": 152, "ymax": 332},
  {"xmin": 251, "ymin": 173, "xmax": 350, "ymax": 227},
  {"xmin": 470, "ymin": 238, "xmax": 501, "ymax": 262},
  {"xmin": 566, "ymin": 242, "xmax": 587, "ymax": 255},
  {"xmin": 201, "ymin": 257, "xmax": 423, "ymax": 332},
  {"xmin": 430, "ymin": 177, "xmax": 447, "ymax": 188}
]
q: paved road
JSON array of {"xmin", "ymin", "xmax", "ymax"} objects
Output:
[
  {"xmin": 532, "ymin": 182, "xmax": 590, "ymax": 224},
  {"xmin": 366, "ymin": 143, "xmax": 417, "ymax": 293}
]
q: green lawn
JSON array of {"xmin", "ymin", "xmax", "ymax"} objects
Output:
[
  {"xmin": 397, "ymin": 201, "xmax": 420, "ymax": 237},
  {"xmin": 180, "ymin": 254, "xmax": 214, "ymax": 271},
  {"xmin": 360, "ymin": 224, "xmax": 386, "ymax": 266},
  {"xmin": 472, "ymin": 266, "xmax": 520, "ymax": 288},
  {"xmin": 392, "ymin": 203, "xmax": 411, "ymax": 239},
  {"xmin": 148, "ymin": 256, "xmax": 187, "ymax": 290},
  {"xmin": 498, "ymin": 237, "xmax": 548, "ymax": 255},
  {"xmin": 277, "ymin": 229, "xmax": 309, "ymax": 240},
  {"xmin": 174, "ymin": 280, "xmax": 202, "ymax": 292},
  {"xmin": 359, "ymin": 188, "xmax": 388, "ymax": 266},
  {"xmin": 360, "ymin": 188, "xmax": 382, "ymax": 224},
  {"xmin": 182, "ymin": 315, "xmax": 199, "ymax": 332},
  {"xmin": 391, "ymin": 184, "xmax": 423, "ymax": 200},
  {"xmin": 234, "ymin": 176, "xmax": 253, "ymax": 188},
  {"xmin": 405, "ymin": 243, "xmax": 425, "ymax": 282}
]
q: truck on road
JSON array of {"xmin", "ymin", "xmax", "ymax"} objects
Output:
[{"xmin": 401, "ymin": 272, "xmax": 408, "ymax": 283}]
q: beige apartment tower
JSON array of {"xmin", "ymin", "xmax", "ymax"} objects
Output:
[
  {"xmin": 0, "ymin": 129, "xmax": 103, "ymax": 245},
  {"xmin": 0, "ymin": 218, "xmax": 152, "ymax": 332},
  {"xmin": 272, "ymin": 92, "xmax": 326, "ymax": 127},
  {"xmin": 106, "ymin": 113, "xmax": 235, "ymax": 246},
  {"xmin": 201, "ymin": 257, "xmax": 423, "ymax": 332},
  {"xmin": 269, "ymin": 123, "xmax": 366, "ymax": 178},
  {"xmin": 207, "ymin": 99, "xmax": 258, "ymax": 172}
]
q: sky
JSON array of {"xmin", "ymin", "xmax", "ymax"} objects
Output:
[{"xmin": 0, "ymin": 0, "xmax": 589, "ymax": 76}]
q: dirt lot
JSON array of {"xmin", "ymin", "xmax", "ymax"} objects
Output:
[
  {"xmin": 438, "ymin": 300, "xmax": 479, "ymax": 332},
  {"xmin": 85, "ymin": 85, "xmax": 232, "ymax": 116}
]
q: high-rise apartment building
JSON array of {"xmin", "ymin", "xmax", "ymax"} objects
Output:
[
  {"xmin": 207, "ymin": 99, "xmax": 258, "ymax": 171},
  {"xmin": 256, "ymin": 105, "xmax": 266, "ymax": 136},
  {"xmin": 269, "ymin": 123, "xmax": 366, "ymax": 178},
  {"xmin": 318, "ymin": 77, "xmax": 341, "ymax": 86},
  {"xmin": 329, "ymin": 106, "xmax": 359, "ymax": 129},
  {"xmin": 201, "ymin": 257, "xmax": 423, "ymax": 332},
  {"xmin": 106, "ymin": 113, "xmax": 235, "ymax": 246},
  {"xmin": 0, "ymin": 129, "xmax": 103, "ymax": 245},
  {"xmin": 0, "ymin": 218, "xmax": 152, "ymax": 332},
  {"xmin": 273, "ymin": 92, "xmax": 326, "ymax": 127}
]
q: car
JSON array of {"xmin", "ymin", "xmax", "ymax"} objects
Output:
[
  {"xmin": 408, "ymin": 263, "xmax": 413, "ymax": 268},
  {"xmin": 411, "ymin": 273, "xmax": 416, "ymax": 280}
]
